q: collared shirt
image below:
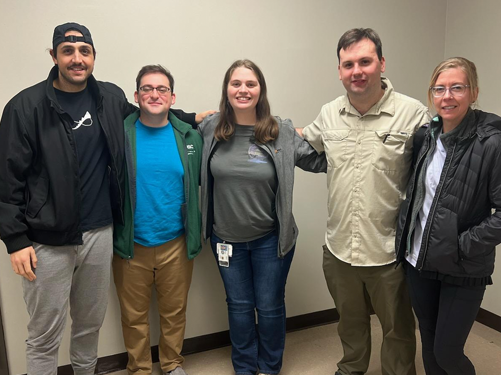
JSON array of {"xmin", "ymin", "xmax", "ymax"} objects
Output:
[{"xmin": 303, "ymin": 78, "xmax": 430, "ymax": 266}]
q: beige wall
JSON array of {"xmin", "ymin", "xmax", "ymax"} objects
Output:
[
  {"xmin": 444, "ymin": 0, "xmax": 501, "ymax": 317},
  {"xmin": 0, "ymin": 0, "xmax": 448, "ymax": 374}
]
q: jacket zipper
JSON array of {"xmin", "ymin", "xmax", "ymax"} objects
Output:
[
  {"xmin": 417, "ymin": 142, "xmax": 457, "ymax": 270},
  {"xmin": 396, "ymin": 133, "xmax": 431, "ymax": 262},
  {"xmin": 181, "ymin": 133, "xmax": 190, "ymax": 239},
  {"xmin": 204, "ymin": 137, "xmax": 219, "ymax": 239},
  {"xmin": 98, "ymin": 104, "xmax": 124, "ymax": 225},
  {"xmin": 124, "ymin": 122, "xmax": 135, "ymax": 259}
]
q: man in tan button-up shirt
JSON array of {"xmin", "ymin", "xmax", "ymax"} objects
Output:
[{"xmin": 302, "ymin": 28, "xmax": 430, "ymax": 375}]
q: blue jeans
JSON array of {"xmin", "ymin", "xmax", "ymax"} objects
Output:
[{"xmin": 211, "ymin": 231, "xmax": 294, "ymax": 375}]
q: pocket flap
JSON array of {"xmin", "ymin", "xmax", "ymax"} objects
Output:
[
  {"xmin": 324, "ymin": 130, "xmax": 350, "ymax": 141},
  {"xmin": 375, "ymin": 131, "xmax": 409, "ymax": 143}
]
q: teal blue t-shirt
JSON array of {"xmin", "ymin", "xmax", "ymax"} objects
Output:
[{"xmin": 134, "ymin": 119, "xmax": 185, "ymax": 246}]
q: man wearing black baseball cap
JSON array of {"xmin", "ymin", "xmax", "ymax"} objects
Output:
[{"xmin": 0, "ymin": 22, "xmax": 201, "ymax": 375}]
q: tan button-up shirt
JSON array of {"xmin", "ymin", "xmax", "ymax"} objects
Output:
[{"xmin": 303, "ymin": 78, "xmax": 430, "ymax": 266}]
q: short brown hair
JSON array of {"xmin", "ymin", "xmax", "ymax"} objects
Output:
[
  {"xmin": 135, "ymin": 64, "xmax": 174, "ymax": 93},
  {"xmin": 337, "ymin": 28, "xmax": 383, "ymax": 62}
]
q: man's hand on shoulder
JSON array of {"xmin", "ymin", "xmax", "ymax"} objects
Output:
[
  {"xmin": 10, "ymin": 246, "xmax": 37, "ymax": 281},
  {"xmin": 295, "ymin": 128, "xmax": 304, "ymax": 137},
  {"xmin": 195, "ymin": 110, "xmax": 217, "ymax": 124}
]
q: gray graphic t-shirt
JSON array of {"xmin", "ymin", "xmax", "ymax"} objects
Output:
[{"xmin": 210, "ymin": 124, "xmax": 277, "ymax": 242}]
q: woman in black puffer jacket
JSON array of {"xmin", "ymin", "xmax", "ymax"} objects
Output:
[{"xmin": 396, "ymin": 57, "xmax": 501, "ymax": 375}]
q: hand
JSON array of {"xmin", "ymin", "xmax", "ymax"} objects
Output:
[
  {"xmin": 195, "ymin": 110, "xmax": 217, "ymax": 124},
  {"xmin": 10, "ymin": 246, "xmax": 37, "ymax": 281},
  {"xmin": 295, "ymin": 127, "xmax": 304, "ymax": 137}
]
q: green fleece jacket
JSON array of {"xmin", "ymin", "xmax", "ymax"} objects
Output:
[{"xmin": 113, "ymin": 110, "xmax": 203, "ymax": 260}]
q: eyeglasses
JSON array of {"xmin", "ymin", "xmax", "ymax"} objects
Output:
[
  {"xmin": 430, "ymin": 84, "xmax": 470, "ymax": 98},
  {"xmin": 139, "ymin": 85, "xmax": 171, "ymax": 95}
]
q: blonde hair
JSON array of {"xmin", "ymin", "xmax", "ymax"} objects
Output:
[{"xmin": 428, "ymin": 57, "xmax": 479, "ymax": 108}]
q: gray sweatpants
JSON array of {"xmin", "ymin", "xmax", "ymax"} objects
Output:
[{"xmin": 22, "ymin": 225, "xmax": 113, "ymax": 375}]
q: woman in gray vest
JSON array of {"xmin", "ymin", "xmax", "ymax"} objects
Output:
[{"xmin": 198, "ymin": 59, "xmax": 326, "ymax": 375}]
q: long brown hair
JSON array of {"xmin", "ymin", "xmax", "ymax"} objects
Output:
[{"xmin": 214, "ymin": 59, "xmax": 278, "ymax": 143}]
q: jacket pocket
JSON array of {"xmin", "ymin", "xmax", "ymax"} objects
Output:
[
  {"xmin": 26, "ymin": 177, "xmax": 49, "ymax": 218},
  {"xmin": 457, "ymin": 232, "xmax": 488, "ymax": 275},
  {"xmin": 372, "ymin": 131, "xmax": 409, "ymax": 172},
  {"xmin": 323, "ymin": 130, "xmax": 351, "ymax": 168}
]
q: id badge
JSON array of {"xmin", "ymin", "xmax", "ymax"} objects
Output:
[{"xmin": 217, "ymin": 243, "xmax": 233, "ymax": 267}]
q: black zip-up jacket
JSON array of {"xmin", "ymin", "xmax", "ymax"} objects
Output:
[
  {"xmin": 0, "ymin": 66, "xmax": 137, "ymax": 253},
  {"xmin": 396, "ymin": 109, "xmax": 501, "ymax": 278},
  {"xmin": 0, "ymin": 66, "xmax": 197, "ymax": 254}
]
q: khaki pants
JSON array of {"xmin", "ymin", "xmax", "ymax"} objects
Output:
[
  {"xmin": 113, "ymin": 235, "xmax": 193, "ymax": 374},
  {"xmin": 322, "ymin": 246, "xmax": 416, "ymax": 375}
]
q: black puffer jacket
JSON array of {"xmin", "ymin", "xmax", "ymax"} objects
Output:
[{"xmin": 396, "ymin": 109, "xmax": 501, "ymax": 278}]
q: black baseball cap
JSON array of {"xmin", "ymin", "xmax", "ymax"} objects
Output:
[{"xmin": 52, "ymin": 22, "xmax": 94, "ymax": 50}]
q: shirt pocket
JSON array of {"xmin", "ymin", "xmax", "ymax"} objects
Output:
[
  {"xmin": 371, "ymin": 131, "xmax": 409, "ymax": 172},
  {"xmin": 323, "ymin": 130, "xmax": 351, "ymax": 168}
]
